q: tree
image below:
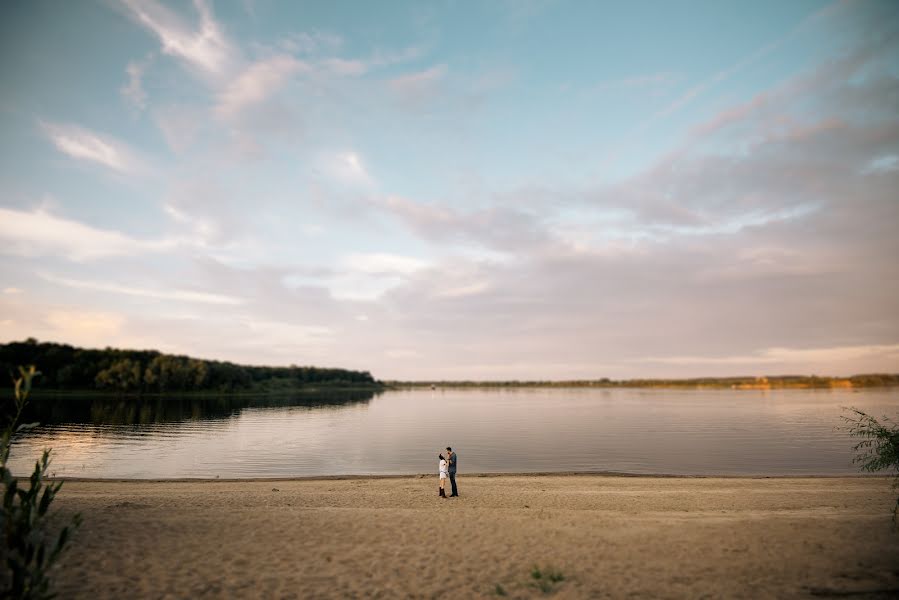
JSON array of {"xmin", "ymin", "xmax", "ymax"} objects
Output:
[
  {"xmin": 842, "ymin": 407, "xmax": 899, "ymax": 524},
  {"xmin": 94, "ymin": 359, "xmax": 142, "ymax": 392}
]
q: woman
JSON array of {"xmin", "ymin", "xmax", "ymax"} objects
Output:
[{"xmin": 438, "ymin": 453, "xmax": 448, "ymax": 498}]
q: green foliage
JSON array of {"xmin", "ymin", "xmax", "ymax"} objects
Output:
[
  {"xmin": 842, "ymin": 407, "xmax": 899, "ymax": 523},
  {"xmin": 0, "ymin": 339, "xmax": 380, "ymax": 394},
  {"xmin": 530, "ymin": 565, "xmax": 565, "ymax": 594},
  {"xmin": 94, "ymin": 359, "xmax": 142, "ymax": 392},
  {"xmin": 1, "ymin": 366, "xmax": 81, "ymax": 599},
  {"xmin": 493, "ymin": 583, "xmax": 507, "ymax": 596}
]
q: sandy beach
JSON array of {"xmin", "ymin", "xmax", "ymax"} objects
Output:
[{"xmin": 47, "ymin": 475, "xmax": 899, "ymax": 599}]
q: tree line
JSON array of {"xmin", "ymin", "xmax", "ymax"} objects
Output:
[
  {"xmin": 0, "ymin": 339, "xmax": 379, "ymax": 393},
  {"xmin": 390, "ymin": 374, "xmax": 899, "ymax": 388}
]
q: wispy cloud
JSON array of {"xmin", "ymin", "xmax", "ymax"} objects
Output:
[
  {"xmin": 0, "ymin": 207, "xmax": 177, "ymax": 260},
  {"xmin": 280, "ymin": 31, "xmax": 344, "ymax": 55},
  {"xmin": 653, "ymin": 40, "xmax": 781, "ymax": 122},
  {"xmin": 389, "ymin": 64, "xmax": 447, "ymax": 92},
  {"xmin": 319, "ymin": 151, "xmax": 375, "ymax": 187},
  {"xmin": 388, "ymin": 64, "xmax": 447, "ymax": 107},
  {"xmin": 39, "ymin": 121, "xmax": 147, "ymax": 174},
  {"xmin": 153, "ymin": 105, "xmax": 204, "ymax": 154},
  {"xmin": 591, "ymin": 72, "xmax": 679, "ymax": 93},
  {"xmin": 215, "ymin": 54, "xmax": 307, "ymax": 118},
  {"xmin": 40, "ymin": 273, "xmax": 243, "ymax": 305},
  {"xmin": 118, "ymin": 0, "xmax": 237, "ymax": 78},
  {"xmin": 320, "ymin": 46, "xmax": 422, "ymax": 77},
  {"xmin": 379, "ymin": 195, "xmax": 550, "ymax": 252},
  {"xmin": 120, "ymin": 56, "xmax": 151, "ymax": 112},
  {"xmin": 640, "ymin": 344, "xmax": 899, "ymax": 367}
]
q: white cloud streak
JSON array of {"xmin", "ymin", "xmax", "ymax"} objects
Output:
[
  {"xmin": 640, "ymin": 344, "xmax": 899, "ymax": 367},
  {"xmin": 40, "ymin": 273, "xmax": 244, "ymax": 305},
  {"xmin": 39, "ymin": 121, "xmax": 147, "ymax": 174},
  {"xmin": 0, "ymin": 207, "xmax": 177, "ymax": 260},
  {"xmin": 119, "ymin": 0, "xmax": 236, "ymax": 78}
]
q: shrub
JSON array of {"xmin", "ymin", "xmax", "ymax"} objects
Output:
[
  {"xmin": 842, "ymin": 407, "xmax": 899, "ymax": 523},
  {"xmin": 1, "ymin": 366, "xmax": 81, "ymax": 599}
]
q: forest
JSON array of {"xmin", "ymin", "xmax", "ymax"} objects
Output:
[{"xmin": 0, "ymin": 339, "xmax": 380, "ymax": 393}]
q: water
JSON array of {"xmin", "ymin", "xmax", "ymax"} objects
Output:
[{"xmin": 6, "ymin": 387, "xmax": 898, "ymax": 479}]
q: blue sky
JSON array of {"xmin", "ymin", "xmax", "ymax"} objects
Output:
[{"xmin": 1, "ymin": 0, "xmax": 897, "ymax": 379}]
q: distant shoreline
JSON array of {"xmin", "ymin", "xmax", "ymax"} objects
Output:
[
  {"xmin": 387, "ymin": 375, "xmax": 899, "ymax": 390},
  {"xmin": 19, "ymin": 377, "xmax": 899, "ymax": 396},
  {"xmin": 49, "ymin": 471, "xmax": 894, "ymax": 483}
]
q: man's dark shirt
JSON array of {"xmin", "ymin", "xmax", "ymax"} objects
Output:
[{"xmin": 448, "ymin": 452, "xmax": 457, "ymax": 474}]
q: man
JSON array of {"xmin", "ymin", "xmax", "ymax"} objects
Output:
[{"xmin": 446, "ymin": 446, "xmax": 458, "ymax": 497}]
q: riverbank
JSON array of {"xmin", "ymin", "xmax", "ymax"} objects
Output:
[{"xmin": 48, "ymin": 475, "xmax": 899, "ymax": 598}]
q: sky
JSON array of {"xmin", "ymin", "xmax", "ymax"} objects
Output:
[{"xmin": 0, "ymin": 0, "xmax": 898, "ymax": 380}]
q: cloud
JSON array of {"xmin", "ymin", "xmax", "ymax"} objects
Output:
[
  {"xmin": 640, "ymin": 344, "xmax": 899, "ymax": 367},
  {"xmin": 389, "ymin": 64, "xmax": 447, "ymax": 93},
  {"xmin": 215, "ymin": 54, "xmax": 307, "ymax": 118},
  {"xmin": 39, "ymin": 121, "xmax": 147, "ymax": 174},
  {"xmin": 591, "ymin": 72, "xmax": 679, "ymax": 93},
  {"xmin": 863, "ymin": 154, "xmax": 899, "ymax": 174},
  {"xmin": 355, "ymin": 18, "xmax": 899, "ymax": 377},
  {"xmin": 386, "ymin": 64, "xmax": 448, "ymax": 109},
  {"xmin": 320, "ymin": 58, "xmax": 367, "ymax": 77},
  {"xmin": 653, "ymin": 40, "xmax": 780, "ymax": 122},
  {"xmin": 118, "ymin": 0, "xmax": 236, "ymax": 78},
  {"xmin": 280, "ymin": 31, "xmax": 344, "ymax": 55},
  {"xmin": 121, "ymin": 57, "xmax": 151, "ymax": 112},
  {"xmin": 434, "ymin": 281, "xmax": 489, "ymax": 298},
  {"xmin": 0, "ymin": 207, "xmax": 178, "ymax": 260},
  {"xmin": 341, "ymin": 253, "xmax": 430, "ymax": 276},
  {"xmin": 318, "ymin": 151, "xmax": 374, "ymax": 187},
  {"xmin": 378, "ymin": 195, "xmax": 550, "ymax": 253},
  {"xmin": 44, "ymin": 309, "xmax": 126, "ymax": 340},
  {"xmin": 292, "ymin": 252, "xmax": 433, "ymax": 301},
  {"xmin": 40, "ymin": 273, "xmax": 244, "ymax": 305},
  {"xmin": 319, "ymin": 46, "xmax": 422, "ymax": 77},
  {"xmin": 153, "ymin": 105, "xmax": 204, "ymax": 154}
]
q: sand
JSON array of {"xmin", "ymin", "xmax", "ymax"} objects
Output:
[{"xmin": 44, "ymin": 475, "xmax": 899, "ymax": 599}]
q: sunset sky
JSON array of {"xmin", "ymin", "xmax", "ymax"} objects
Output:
[{"xmin": 1, "ymin": 0, "xmax": 897, "ymax": 379}]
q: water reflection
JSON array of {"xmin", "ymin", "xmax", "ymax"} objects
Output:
[
  {"xmin": 19, "ymin": 389, "xmax": 379, "ymax": 426},
  {"xmin": 5, "ymin": 388, "xmax": 898, "ymax": 479}
]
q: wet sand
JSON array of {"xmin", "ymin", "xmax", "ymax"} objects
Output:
[{"xmin": 48, "ymin": 475, "xmax": 899, "ymax": 598}]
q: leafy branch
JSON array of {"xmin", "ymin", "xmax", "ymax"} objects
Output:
[
  {"xmin": 842, "ymin": 407, "xmax": 899, "ymax": 524},
  {"xmin": 1, "ymin": 366, "xmax": 81, "ymax": 599}
]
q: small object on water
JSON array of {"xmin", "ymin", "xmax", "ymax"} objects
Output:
[{"xmin": 272, "ymin": 488, "xmax": 280, "ymax": 492}]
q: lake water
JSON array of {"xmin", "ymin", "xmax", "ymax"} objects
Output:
[{"xmin": 6, "ymin": 387, "xmax": 898, "ymax": 479}]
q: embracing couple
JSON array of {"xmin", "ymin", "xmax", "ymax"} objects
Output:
[{"xmin": 438, "ymin": 446, "xmax": 458, "ymax": 499}]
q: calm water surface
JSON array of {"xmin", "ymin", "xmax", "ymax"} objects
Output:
[{"xmin": 7, "ymin": 388, "xmax": 898, "ymax": 478}]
